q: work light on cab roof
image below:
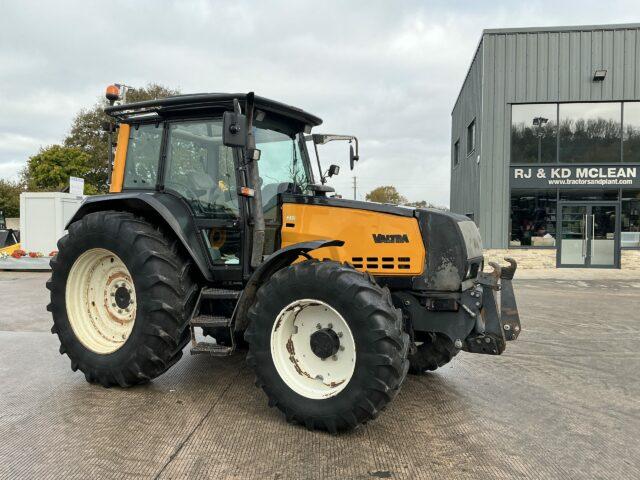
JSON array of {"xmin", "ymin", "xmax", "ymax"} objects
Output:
[{"xmin": 105, "ymin": 84, "xmax": 120, "ymax": 104}]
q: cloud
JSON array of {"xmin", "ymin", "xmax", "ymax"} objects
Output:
[{"xmin": 0, "ymin": 0, "xmax": 637, "ymax": 205}]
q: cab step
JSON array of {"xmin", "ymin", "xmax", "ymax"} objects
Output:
[
  {"xmin": 190, "ymin": 315, "xmax": 231, "ymax": 329},
  {"xmin": 190, "ymin": 342, "xmax": 234, "ymax": 356},
  {"xmin": 201, "ymin": 288, "xmax": 242, "ymax": 300}
]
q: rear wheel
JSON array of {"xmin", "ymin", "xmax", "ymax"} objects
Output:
[
  {"xmin": 47, "ymin": 211, "xmax": 198, "ymax": 387},
  {"xmin": 245, "ymin": 260, "xmax": 409, "ymax": 433}
]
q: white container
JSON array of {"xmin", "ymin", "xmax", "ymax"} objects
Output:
[{"xmin": 19, "ymin": 192, "xmax": 84, "ymax": 254}]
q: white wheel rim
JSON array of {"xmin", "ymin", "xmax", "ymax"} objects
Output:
[
  {"xmin": 65, "ymin": 248, "xmax": 137, "ymax": 354},
  {"xmin": 270, "ymin": 299, "xmax": 356, "ymax": 400}
]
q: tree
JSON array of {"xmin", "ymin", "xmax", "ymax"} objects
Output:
[
  {"xmin": 404, "ymin": 200, "xmax": 449, "ymax": 211},
  {"xmin": 365, "ymin": 186, "xmax": 407, "ymax": 205},
  {"xmin": 0, "ymin": 179, "xmax": 24, "ymax": 217},
  {"xmin": 22, "ymin": 145, "xmax": 100, "ymax": 194},
  {"xmin": 63, "ymin": 83, "xmax": 180, "ymax": 193}
]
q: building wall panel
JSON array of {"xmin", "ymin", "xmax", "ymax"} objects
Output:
[
  {"xmin": 455, "ymin": 25, "xmax": 640, "ymax": 248},
  {"xmin": 450, "ymin": 42, "xmax": 483, "ymax": 223}
]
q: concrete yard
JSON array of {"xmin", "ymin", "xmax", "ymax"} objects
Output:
[{"xmin": 0, "ymin": 271, "xmax": 639, "ymax": 479}]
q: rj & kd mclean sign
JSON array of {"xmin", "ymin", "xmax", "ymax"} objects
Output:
[{"xmin": 510, "ymin": 165, "xmax": 639, "ymax": 189}]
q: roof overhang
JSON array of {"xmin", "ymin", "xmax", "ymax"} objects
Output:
[{"xmin": 105, "ymin": 93, "xmax": 323, "ymax": 129}]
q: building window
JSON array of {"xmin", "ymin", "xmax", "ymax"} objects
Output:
[
  {"xmin": 511, "ymin": 104, "xmax": 558, "ymax": 163},
  {"xmin": 510, "ymin": 189, "xmax": 557, "ymax": 247},
  {"xmin": 559, "ymin": 103, "xmax": 622, "ymax": 163},
  {"xmin": 467, "ymin": 119, "xmax": 476, "ymax": 155},
  {"xmin": 622, "ymin": 190, "xmax": 640, "ymax": 247},
  {"xmin": 453, "ymin": 140, "xmax": 460, "ymax": 166},
  {"xmin": 623, "ymin": 102, "xmax": 640, "ymax": 163}
]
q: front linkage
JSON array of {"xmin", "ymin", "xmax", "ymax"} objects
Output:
[
  {"xmin": 396, "ymin": 257, "xmax": 521, "ymax": 357},
  {"xmin": 465, "ymin": 258, "xmax": 521, "ymax": 355}
]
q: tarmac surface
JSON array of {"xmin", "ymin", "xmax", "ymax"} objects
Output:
[{"xmin": 0, "ymin": 271, "xmax": 639, "ymax": 479}]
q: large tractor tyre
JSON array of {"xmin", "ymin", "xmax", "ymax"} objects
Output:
[
  {"xmin": 47, "ymin": 211, "xmax": 198, "ymax": 388},
  {"xmin": 245, "ymin": 260, "xmax": 410, "ymax": 433},
  {"xmin": 408, "ymin": 333, "xmax": 459, "ymax": 374}
]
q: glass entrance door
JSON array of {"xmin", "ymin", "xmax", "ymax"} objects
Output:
[
  {"xmin": 559, "ymin": 205, "xmax": 587, "ymax": 266},
  {"xmin": 590, "ymin": 205, "xmax": 617, "ymax": 266},
  {"xmin": 557, "ymin": 203, "xmax": 619, "ymax": 268}
]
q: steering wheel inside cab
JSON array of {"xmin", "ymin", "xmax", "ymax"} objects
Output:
[{"xmin": 167, "ymin": 175, "xmax": 230, "ymax": 213}]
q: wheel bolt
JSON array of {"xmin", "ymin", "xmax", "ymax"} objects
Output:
[
  {"xmin": 337, "ymin": 332, "xmax": 343, "ymax": 338},
  {"xmin": 316, "ymin": 323, "xmax": 321, "ymax": 330},
  {"xmin": 328, "ymin": 323, "xmax": 333, "ymax": 329},
  {"xmin": 118, "ymin": 309, "xmax": 123, "ymax": 314},
  {"xmin": 110, "ymin": 292, "xmax": 115, "ymax": 297},
  {"xmin": 332, "ymin": 355, "xmax": 338, "ymax": 361},
  {"xmin": 339, "ymin": 345, "xmax": 345, "ymax": 351},
  {"xmin": 111, "ymin": 303, "xmax": 116, "ymax": 307}
]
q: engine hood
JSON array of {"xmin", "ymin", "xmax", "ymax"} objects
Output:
[
  {"xmin": 412, "ymin": 208, "xmax": 484, "ymax": 291},
  {"xmin": 279, "ymin": 194, "xmax": 484, "ymax": 291}
]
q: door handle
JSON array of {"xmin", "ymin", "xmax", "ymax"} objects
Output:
[
  {"xmin": 582, "ymin": 214, "xmax": 587, "ymax": 258},
  {"xmin": 591, "ymin": 214, "xmax": 595, "ymax": 240}
]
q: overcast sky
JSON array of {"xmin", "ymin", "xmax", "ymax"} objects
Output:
[{"xmin": 1, "ymin": 1, "xmax": 638, "ymax": 205}]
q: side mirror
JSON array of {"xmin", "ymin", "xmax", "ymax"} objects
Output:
[
  {"xmin": 328, "ymin": 164, "xmax": 340, "ymax": 177},
  {"xmin": 223, "ymin": 110, "xmax": 247, "ymax": 147},
  {"xmin": 349, "ymin": 144, "xmax": 359, "ymax": 170}
]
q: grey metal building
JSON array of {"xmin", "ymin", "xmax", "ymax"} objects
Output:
[{"xmin": 451, "ymin": 23, "xmax": 640, "ymax": 268}]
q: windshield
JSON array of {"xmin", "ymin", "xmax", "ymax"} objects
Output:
[{"xmin": 254, "ymin": 128, "xmax": 312, "ymax": 209}]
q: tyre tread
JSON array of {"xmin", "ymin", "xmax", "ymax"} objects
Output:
[{"xmin": 47, "ymin": 210, "xmax": 198, "ymax": 387}]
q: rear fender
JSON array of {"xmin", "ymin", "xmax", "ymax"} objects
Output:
[{"xmin": 67, "ymin": 192, "xmax": 213, "ymax": 282}]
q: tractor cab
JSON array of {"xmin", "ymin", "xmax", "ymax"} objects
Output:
[{"xmin": 102, "ymin": 91, "xmax": 359, "ymax": 281}]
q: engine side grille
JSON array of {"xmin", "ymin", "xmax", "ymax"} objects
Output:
[{"xmin": 350, "ymin": 256, "xmax": 411, "ymax": 272}]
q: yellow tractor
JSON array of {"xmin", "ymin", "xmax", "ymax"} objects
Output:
[{"xmin": 47, "ymin": 87, "xmax": 520, "ymax": 432}]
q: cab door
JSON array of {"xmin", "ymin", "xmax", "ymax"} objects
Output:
[{"xmin": 161, "ymin": 118, "xmax": 244, "ymax": 281}]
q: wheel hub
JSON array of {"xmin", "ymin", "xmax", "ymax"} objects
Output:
[
  {"xmin": 310, "ymin": 328, "xmax": 340, "ymax": 359},
  {"xmin": 270, "ymin": 299, "xmax": 356, "ymax": 400},
  {"xmin": 114, "ymin": 286, "xmax": 132, "ymax": 309},
  {"xmin": 65, "ymin": 248, "xmax": 137, "ymax": 354}
]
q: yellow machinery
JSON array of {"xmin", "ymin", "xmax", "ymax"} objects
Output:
[{"xmin": 47, "ymin": 88, "xmax": 520, "ymax": 432}]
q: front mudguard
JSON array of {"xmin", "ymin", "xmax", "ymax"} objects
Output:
[{"xmin": 233, "ymin": 239, "xmax": 344, "ymax": 331}]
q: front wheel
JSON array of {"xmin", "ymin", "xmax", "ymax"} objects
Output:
[
  {"xmin": 245, "ymin": 260, "xmax": 409, "ymax": 433},
  {"xmin": 408, "ymin": 333, "xmax": 459, "ymax": 374}
]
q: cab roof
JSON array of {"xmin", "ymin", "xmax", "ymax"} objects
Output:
[{"xmin": 104, "ymin": 93, "xmax": 323, "ymax": 129}]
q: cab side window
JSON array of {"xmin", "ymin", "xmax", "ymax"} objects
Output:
[{"xmin": 164, "ymin": 120, "xmax": 238, "ymax": 220}]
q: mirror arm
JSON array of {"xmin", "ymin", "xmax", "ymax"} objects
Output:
[{"xmin": 313, "ymin": 140, "xmax": 326, "ymax": 184}]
